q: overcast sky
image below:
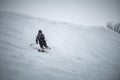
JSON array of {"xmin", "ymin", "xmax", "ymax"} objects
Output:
[{"xmin": 0, "ymin": 0, "xmax": 120, "ymax": 26}]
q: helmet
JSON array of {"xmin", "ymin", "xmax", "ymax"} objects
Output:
[{"xmin": 39, "ymin": 30, "xmax": 42, "ymax": 33}]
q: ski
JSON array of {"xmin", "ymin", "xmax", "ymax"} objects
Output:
[{"xmin": 38, "ymin": 49, "xmax": 47, "ymax": 53}]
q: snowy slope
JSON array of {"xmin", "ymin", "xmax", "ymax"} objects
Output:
[{"xmin": 0, "ymin": 11, "xmax": 120, "ymax": 80}]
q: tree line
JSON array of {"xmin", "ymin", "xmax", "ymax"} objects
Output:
[{"xmin": 106, "ymin": 22, "xmax": 120, "ymax": 34}]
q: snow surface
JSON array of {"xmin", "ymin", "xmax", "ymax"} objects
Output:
[{"xmin": 0, "ymin": 11, "xmax": 120, "ymax": 80}]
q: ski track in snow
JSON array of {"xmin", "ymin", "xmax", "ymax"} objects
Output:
[{"xmin": 0, "ymin": 11, "xmax": 120, "ymax": 80}]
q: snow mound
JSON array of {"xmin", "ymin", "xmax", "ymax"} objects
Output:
[{"xmin": 0, "ymin": 11, "xmax": 120, "ymax": 80}]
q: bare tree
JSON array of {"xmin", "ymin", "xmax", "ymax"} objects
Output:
[{"xmin": 106, "ymin": 22, "xmax": 120, "ymax": 34}]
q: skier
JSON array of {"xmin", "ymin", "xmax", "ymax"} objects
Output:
[{"xmin": 36, "ymin": 30, "xmax": 49, "ymax": 50}]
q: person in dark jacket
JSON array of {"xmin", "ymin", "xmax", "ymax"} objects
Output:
[{"xmin": 36, "ymin": 30, "xmax": 48, "ymax": 49}]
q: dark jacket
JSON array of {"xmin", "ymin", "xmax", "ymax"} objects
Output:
[{"xmin": 36, "ymin": 33, "xmax": 45, "ymax": 44}]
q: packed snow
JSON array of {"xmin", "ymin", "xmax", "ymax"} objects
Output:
[{"xmin": 0, "ymin": 11, "xmax": 120, "ymax": 80}]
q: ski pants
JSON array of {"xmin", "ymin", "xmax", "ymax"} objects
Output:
[{"xmin": 39, "ymin": 40, "xmax": 48, "ymax": 49}]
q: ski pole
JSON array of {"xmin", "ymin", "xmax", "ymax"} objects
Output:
[{"xmin": 30, "ymin": 43, "xmax": 37, "ymax": 46}]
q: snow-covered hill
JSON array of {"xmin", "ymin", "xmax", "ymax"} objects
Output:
[{"xmin": 0, "ymin": 11, "xmax": 120, "ymax": 80}]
